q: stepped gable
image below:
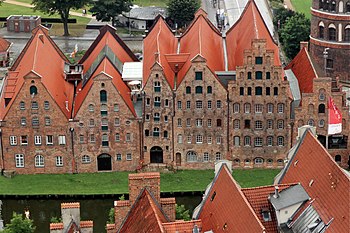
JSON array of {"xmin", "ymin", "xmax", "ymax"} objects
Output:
[
  {"xmin": 285, "ymin": 48, "xmax": 318, "ymax": 94},
  {"xmin": 177, "ymin": 9, "xmax": 225, "ymax": 85},
  {"xmin": 0, "ymin": 25, "xmax": 74, "ymax": 120},
  {"xmin": 143, "ymin": 16, "xmax": 178, "ymax": 89},
  {"xmin": 0, "ymin": 37, "xmax": 11, "ymax": 52},
  {"xmin": 118, "ymin": 188, "xmax": 168, "ymax": 233},
  {"xmin": 196, "ymin": 164, "xmax": 266, "ymax": 232},
  {"xmin": 277, "ymin": 130, "xmax": 350, "ymax": 232},
  {"xmin": 242, "ymin": 184, "xmax": 295, "ymax": 232},
  {"xmin": 74, "ymin": 57, "xmax": 136, "ymax": 116},
  {"xmin": 226, "ymin": 0, "xmax": 280, "ymax": 70}
]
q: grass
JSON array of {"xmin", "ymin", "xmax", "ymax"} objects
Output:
[
  {"xmin": 291, "ymin": 0, "xmax": 312, "ymax": 18},
  {"xmin": 132, "ymin": 0, "xmax": 167, "ymax": 7},
  {"xmin": 0, "ymin": 169, "xmax": 281, "ymax": 195}
]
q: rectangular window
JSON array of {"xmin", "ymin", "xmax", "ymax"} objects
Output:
[
  {"xmin": 126, "ymin": 153, "xmax": 132, "ymax": 161},
  {"xmin": 79, "ymin": 134, "xmax": 84, "ymax": 143},
  {"xmin": 58, "ymin": 135, "xmax": 66, "ymax": 145},
  {"xmin": 165, "ymin": 99, "xmax": 169, "ymax": 107},
  {"xmin": 177, "ymin": 118, "xmax": 182, "ymax": 127},
  {"xmin": 267, "ymin": 136, "xmax": 273, "ymax": 146},
  {"xmin": 240, "ymin": 87, "xmax": 244, "ymax": 96},
  {"xmin": 178, "ymin": 134, "xmax": 183, "ymax": 143},
  {"xmin": 101, "ymin": 118, "xmax": 108, "ymax": 131},
  {"xmin": 154, "ymin": 81, "xmax": 161, "ymax": 92},
  {"xmin": 15, "ymin": 154, "xmax": 24, "ymax": 168},
  {"xmin": 255, "ymin": 121, "xmax": 263, "ymax": 130},
  {"xmin": 207, "ymin": 136, "xmax": 212, "ymax": 144},
  {"xmin": 31, "ymin": 101, "xmax": 38, "ymax": 110},
  {"xmin": 45, "ymin": 117, "xmax": 51, "ymax": 126},
  {"xmin": 216, "ymin": 100, "xmax": 222, "ymax": 109},
  {"xmin": 116, "ymin": 154, "xmax": 122, "ymax": 161},
  {"xmin": 244, "ymin": 120, "xmax": 251, "ymax": 129},
  {"xmin": 255, "ymin": 87, "xmax": 262, "ymax": 95},
  {"xmin": 20, "ymin": 135, "xmax": 28, "ymax": 145},
  {"xmin": 114, "ymin": 118, "xmax": 120, "ymax": 126},
  {"xmin": 32, "ymin": 118, "xmax": 39, "ymax": 126},
  {"xmin": 46, "ymin": 135, "xmax": 53, "ymax": 145},
  {"xmin": 247, "ymin": 87, "xmax": 252, "ymax": 96},
  {"xmin": 186, "ymin": 118, "xmax": 191, "ymax": 127},
  {"xmin": 115, "ymin": 133, "xmax": 120, "ymax": 142},
  {"xmin": 234, "ymin": 136, "xmax": 240, "ymax": 146},
  {"xmin": 90, "ymin": 134, "xmax": 95, "ymax": 143},
  {"xmin": 196, "ymin": 135, "xmax": 203, "ymax": 144},
  {"xmin": 278, "ymin": 104, "xmax": 284, "ymax": 113},
  {"xmin": 187, "ymin": 136, "xmax": 192, "ymax": 144},
  {"xmin": 244, "ymin": 136, "xmax": 251, "ymax": 146},
  {"xmin": 267, "ymin": 104, "xmax": 273, "ymax": 113},
  {"xmin": 203, "ymin": 152, "xmax": 209, "ymax": 162},
  {"xmin": 207, "ymin": 100, "xmax": 212, "ymax": 109},
  {"xmin": 254, "ymin": 137, "xmax": 263, "ymax": 147},
  {"xmin": 195, "ymin": 71, "xmax": 203, "ymax": 80},
  {"xmin": 177, "ymin": 101, "xmax": 182, "ymax": 110},
  {"xmin": 34, "ymin": 135, "xmax": 42, "ymax": 145},
  {"xmin": 56, "ymin": 156, "xmax": 63, "ymax": 167},
  {"xmin": 186, "ymin": 101, "xmax": 191, "ymax": 109},
  {"xmin": 255, "ymin": 57, "xmax": 263, "ymax": 64},
  {"xmin": 255, "ymin": 104, "xmax": 263, "ymax": 113},
  {"xmin": 126, "ymin": 133, "xmax": 131, "ymax": 142},
  {"xmin": 154, "ymin": 97, "xmax": 161, "ymax": 107},
  {"xmin": 267, "ymin": 120, "xmax": 273, "ymax": 129},
  {"xmin": 114, "ymin": 104, "xmax": 119, "ymax": 112},
  {"xmin": 89, "ymin": 119, "xmax": 95, "ymax": 127},
  {"xmin": 196, "ymin": 119, "xmax": 203, "ymax": 127},
  {"xmin": 207, "ymin": 119, "xmax": 212, "ymax": 127},
  {"xmin": 10, "ymin": 136, "xmax": 17, "ymax": 146},
  {"xmin": 196, "ymin": 101, "xmax": 203, "ymax": 109},
  {"xmin": 216, "ymin": 136, "xmax": 222, "ymax": 144},
  {"xmin": 20, "ymin": 117, "xmax": 26, "ymax": 126},
  {"xmin": 154, "ymin": 113, "xmax": 160, "ymax": 122},
  {"xmin": 44, "ymin": 101, "xmax": 50, "ymax": 110}
]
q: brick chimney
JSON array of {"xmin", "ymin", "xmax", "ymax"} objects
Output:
[
  {"xmin": 128, "ymin": 173, "xmax": 161, "ymax": 204},
  {"xmin": 114, "ymin": 201, "xmax": 130, "ymax": 232},
  {"xmin": 161, "ymin": 198, "xmax": 176, "ymax": 221},
  {"xmin": 300, "ymin": 41, "xmax": 308, "ymax": 51}
]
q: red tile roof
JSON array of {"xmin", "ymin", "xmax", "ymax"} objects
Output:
[
  {"xmin": 197, "ymin": 164, "xmax": 266, "ymax": 232},
  {"xmin": 177, "ymin": 11, "xmax": 225, "ymax": 85},
  {"xmin": 49, "ymin": 223, "xmax": 64, "ymax": 230},
  {"xmin": 226, "ymin": 0, "xmax": 281, "ymax": 70},
  {"xmin": 0, "ymin": 37, "xmax": 11, "ymax": 52},
  {"xmin": 162, "ymin": 220, "xmax": 202, "ymax": 232},
  {"xmin": 118, "ymin": 188, "xmax": 168, "ymax": 233},
  {"xmin": 143, "ymin": 16, "xmax": 178, "ymax": 89},
  {"xmin": 278, "ymin": 130, "xmax": 350, "ymax": 232},
  {"xmin": 0, "ymin": 25, "xmax": 74, "ymax": 120},
  {"xmin": 242, "ymin": 184, "xmax": 295, "ymax": 233},
  {"xmin": 61, "ymin": 202, "xmax": 80, "ymax": 209},
  {"xmin": 80, "ymin": 220, "xmax": 93, "ymax": 228},
  {"xmin": 284, "ymin": 48, "xmax": 318, "ymax": 93}
]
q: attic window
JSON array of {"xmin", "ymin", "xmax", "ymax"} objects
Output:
[
  {"xmin": 30, "ymin": 86, "xmax": 37, "ymax": 95},
  {"xmin": 195, "ymin": 71, "xmax": 203, "ymax": 80},
  {"xmin": 255, "ymin": 57, "xmax": 263, "ymax": 64},
  {"xmin": 261, "ymin": 208, "xmax": 271, "ymax": 221},
  {"xmin": 101, "ymin": 83, "xmax": 105, "ymax": 87},
  {"xmin": 210, "ymin": 191, "xmax": 216, "ymax": 202}
]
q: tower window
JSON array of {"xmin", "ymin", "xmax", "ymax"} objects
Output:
[
  {"xmin": 328, "ymin": 27, "xmax": 336, "ymax": 41},
  {"xmin": 319, "ymin": 26, "xmax": 324, "ymax": 38}
]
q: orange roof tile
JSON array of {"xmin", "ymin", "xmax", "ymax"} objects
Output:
[
  {"xmin": 160, "ymin": 198, "xmax": 176, "ymax": 205},
  {"xmin": 116, "ymin": 200, "xmax": 130, "ymax": 207},
  {"xmin": 80, "ymin": 220, "xmax": 93, "ymax": 228},
  {"xmin": 177, "ymin": 11, "xmax": 225, "ymax": 85},
  {"xmin": 118, "ymin": 188, "xmax": 168, "ymax": 233},
  {"xmin": 0, "ymin": 37, "xmax": 11, "ymax": 52},
  {"xmin": 285, "ymin": 48, "xmax": 318, "ymax": 93},
  {"xmin": 143, "ymin": 16, "xmax": 178, "ymax": 89},
  {"xmin": 49, "ymin": 223, "xmax": 64, "ymax": 230},
  {"xmin": 0, "ymin": 25, "xmax": 74, "ymax": 120},
  {"xmin": 226, "ymin": 0, "xmax": 281, "ymax": 70},
  {"xmin": 162, "ymin": 220, "xmax": 202, "ymax": 232},
  {"xmin": 61, "ymin": 202, "xmax": 80, "ymax": 209},
  {"xmin": 242, "ymin": 184, "xmax": 296, "ymax": 232},
  {"xmin": 129, "ymin": 172, "xmax": 160, "ymax": 180},
  {"xmin": 196, "ymin": 164, "xmax": 266, "ymax": 232},
  {"xmin": 278, "ymin": 130, "xmax": 350, "ymax": 232}
]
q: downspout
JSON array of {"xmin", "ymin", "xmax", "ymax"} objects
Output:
[
  {"xmin": 171, "ymin": 72, "xmax": 178, "ymax": 165},
  {"xmin": 0, "ymin": 128, "xmax": 4, "ymax": 174},
  {"xmin": 226, "ymin": 93, "xmax": 230, "ymax": 157},
  {"xmin": 69, "ymin": 127, "xmax": 76, "ymax": 174}
]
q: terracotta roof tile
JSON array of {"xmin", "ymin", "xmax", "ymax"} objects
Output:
[
  {"xmin": 197, "ymin": 165, "xmax": 266, "ymax": 232},
  {"xmin": 160, "ymin": 198, "xmax": 176, "ymax": 204},
  {"xmin": 143, "ymin": 17, "xmax": 178, "ymax": 89},
  {"xmin": 162, "ymin": 220, "xmax": 202, "ymax": 232},
  {"xmin": 278, "ymin": 130, "xmax": 350, "ymax": 232},
  {"xmin": 61, "ymin": 202, "xmax": 80, "ymax": 209},
  {"xmin": 226, "ymin": 0, "xmax": 281, "ymax": 70},
  {"xmin": 118, "ymin": 188, "xmax": 168, "ymax": 233},
  {"xmin": 242, "ymin": 184, "xmax": 296, "ymax": 232},
  {"xmin": 0, "ymin": 25, "xmax": 74, "ymax": 120},
  {"xmin": 285, "ymin": 48, "xmax": 317, "ymax": 93},
  {"xmin": 49, "ymin": 223, "xmax": 64, "ymax": 230},
  {"xmin": 116, "ymin": 200, "xmax": 130, "ymax": 207},
  {"xmin": 80, "ymin": 220, "xmax": 93, "ymax": 228},
  {"xmin": 0, "ymin": 37, "xmax": 11, "ymax": 52},
  {"xmin": 129, "ymin": 172, "xmax": 160, "ymax": 180}
]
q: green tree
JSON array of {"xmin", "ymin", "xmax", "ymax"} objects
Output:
[
  {"xmin": 32, "ymin": 0, "xmax": 91, "ymax": 36},
  {"xmin": 107, "ymin": 207, "xmax": 115, "ymax": 224},
  {"xmin": 279, "ymin": 13, "xmax": 310, "ymax": 59},
  {"xmin": 89, "ymin": 0, "xmax": 133, "ymax": 27},
  {"xmin": 1, "ymin": 212, "xmax": 35, "ymax": 233},
  {"xmin": 175, "ymin": 204, "xmax": 191, "ymax": 221},
  {"xmin": 168, "ymin": 0, "xmax": 200, "ymax": 28},
  {"xmin": 273, "ymin": 7, "xmax": 295, "ymax": 30}
]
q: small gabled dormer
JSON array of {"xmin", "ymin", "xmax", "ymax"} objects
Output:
[{"xmin": 64, "ymin": 62, "xmax": 83, "ymax": 82}]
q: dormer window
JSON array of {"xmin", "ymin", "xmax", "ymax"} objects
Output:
[
  {"xmin": 261, "ymin": 208, "xmax": 272, "ymax": 221},
  {"xmin": 30, "ymin": 86, "xmax": 37, "ymax": 96}
]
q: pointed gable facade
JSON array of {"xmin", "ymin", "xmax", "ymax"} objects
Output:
[
  {"xmin": 73, "ymin": 25, "xmax": 140, "ymax": 173},
  {"xmin": 0, "ymin": 26, "xmax": 74, "ymax": 174}
]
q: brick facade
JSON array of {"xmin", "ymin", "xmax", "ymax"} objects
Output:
[
  {"xmin": 310, "ymin": 0, "xmax": 350, "ymax": 84},
  {"xmin": 0, "ymin": 73, "xmax": 72, "ymax": 174},
  {"xmin": 228, "ymin": 39, "xmax": 291, "ymax": 168}
]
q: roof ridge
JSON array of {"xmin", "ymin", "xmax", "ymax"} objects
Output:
[{"xmin": 241, "ymin": 182, "xmax": 298, "ymax": 191}]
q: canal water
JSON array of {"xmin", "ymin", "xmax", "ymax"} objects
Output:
[{"xmin": 1, "ymin": 194, "xmax": 202, "ymax": 233}]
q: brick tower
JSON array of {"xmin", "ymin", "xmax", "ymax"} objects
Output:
[{"xmin": 309, "ymin": 0, "xmax": 350, "ymax": 85}]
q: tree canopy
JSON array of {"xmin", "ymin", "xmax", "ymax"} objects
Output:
[
  {"xmin": 279, "ymin": 13, "xmax": 310, "ymax": 59},
  {"xmin": 1, "ymin": 212, "xmax": 35, "ymax": 233},
  {"xmin": 32, "ymin": 0, "xmax": 91, "ymax": 36},
  {"xmin": 167, "ymin": 0, "xmax": 200, "ymax": 28},
  {"xmin": 89, "ymin": 0, "xmax": 133, "ymax": 27},
  {"xmin": 175, "ymin": 204, "xmax": 191, "ymax": 221}
]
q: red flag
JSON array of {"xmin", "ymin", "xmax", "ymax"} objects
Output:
[{"xmin": 328, "ymin": 97, "xmax": 342, "ymax": 135}]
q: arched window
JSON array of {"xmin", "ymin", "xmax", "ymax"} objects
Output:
[
  {"xmin": 254, "ymin": 157, "xmax": 264, "ymax": 165},
  {"xmin": 187, "ymin": 151, "xmax": 197, "ymax": 162},
  {"xmin": 267, "ymin": 159, "xmax": 273, "ymax": 165},
  {"xmin": 35, "ymin": 155, "xmax": 44, "ymax": 167},
  {"xmin": 331, "ymin": 1, "xmax": 336, "ymax": 11},
  {"xmin": 319, "ymin": 0, "xmax": 324, "ymax": 9},
  {"xmin": 153, "ymin": 127, "xmax": 160, "ymax": 137},
  {"xmin": 277, "ymin": 136, "xmax": 284, "ymax": 146},
  {"xmin": 319, "ymin": 21, "xmax": 325, "ymax": 38},
  {"xmin": 82, "ymin": 155, "xmax": 91, "ymax": 163},
  {"xmin": 88, "ymin": 104, "xmax": 94, "ymax": 112},
  {"xmin": 233, "ymin": 103, "xmax": 240, "ymax": 113},
  {"xmin": 234, "ymin": 119, "xmax": 240, "ymax": 129},
  {"xmin": 319, "ymin": 119, "xmax": 325, "ymax": 127},
  {"xmin": 319, "ymin": 89, "xmax": 326, "ymax": 100},
  {"xmin": 207, "ymin": 86, "xmax": 212, "ymax": 94},
  {"xmin": 255, "ymin": 86, "xmax": 262, "ymax": 95},
  {"xmin": 186, "ymin": 86, "xmax": 191, "ymax": 94},
  {"xmin": 247, "ymin": 72, "xmax": 252, "ymax": 79},
  {"xmin": 277, "ymin": 159, "xmax": 284, "ymax": 166},
  {"xmin": 328, "ymin": 25, "xmax": 336, "ymax": 41},
  {"xmin": 244, "ymin": 103, "xmax": 251, "ymax": 113},
  {"xmin": 30, "ymin": 86, "xmax": 37, "ymax": 95},
  {"xmin": 308, "ymin": 119, "xmax": 315, "ymax": 126},
  {"xmin": 100, "ymin": 90, "xmax": 107, "ymax": 102},
  {"xmin": 215, "ymin": 152, "xmax": 222, "ymax": 161},
  {"xmin": 195, "ymin": 86, "xmax": 203, "ymax": 94},
  {"xmin": 335, "ymin": 154, "xmax": 341, "ymax": 163},
  {"xmin": 233, "ymin": 159, "xmax": 240, "ymax": 165},
  {"xmin": 344, "ymin": 26, "xmax": 350, "ymax": 41},
  {"xmin": 244, "ymin": 136, "xmax": 251, "ymax": 146},
  {"xmin": 244, "ymin": 159, "xmax": 251, "ymax": 165},
  {"xmin": 318, "ymin": 104, "xmax": 326, "ymax": 113},
  {"xmin": 274, "ymin": 87, "xmax": 278, "ymax": 95},
  {"xmin": 163, "ymin": 130, "xmax": 168, "ymax": 138},
  {"xmin": 20, "ymin": 101, "xmax": 25, "ymax": 110},
  {"xmin": 255, "ymin": 71, "xmax": 263, "ymax": 80},
  {"xmin": 347, "ymin": 2, "xmax": 350, "ymax": 12}
]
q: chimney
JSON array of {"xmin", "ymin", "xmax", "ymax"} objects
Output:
[
  {"xmin": 128, "ymin": 173, "xmax": 160, "ymax": 204},
  {"xmin": 300, "ymin": 41, "xmax": 308, "ymax": 51},
  {"xmin": 154, "ymin": 52, "xmax": 160, "ymax": 63},
  {"xmin": 274, "ymin": 186, "xmax": 279, "ymax": 198}
]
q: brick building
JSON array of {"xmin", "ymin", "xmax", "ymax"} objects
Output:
[
  {"xmin": 286, "ymin": 45, "xmax": 350, "ymax": 168},
  {"xmin": 309, "ymin": 0, "xmax": 350, "ymax": 85}
]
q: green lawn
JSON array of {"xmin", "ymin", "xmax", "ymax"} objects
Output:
[
  {"xmin": 0, "ymin": 169, "xmax": 280, "ymax": 195},
  {"xmin": 291, "ymin": 0, "xmax": 312, "ymax": 18}
]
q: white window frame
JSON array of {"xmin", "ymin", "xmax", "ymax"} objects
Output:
[
  {"xmin": 255, "ymin": 104, "xmax": 263, "ymax": 113},
  {"xmin": 244, "ymin": 103, "xmax": 251, "ymax": 113},
  {"xmin": 55, "ymin": 156, "xmax": 63, "ymax": 167},
  {"xmin": 196, "ymin": 135, "xmax": 203, "ymax": 144},
  {"xmin": 187, "ymin": 135, "xmax": 192, "ymax": 144},
  {"xmin": 234, "ymin": 136, "xmax": 240, "ymax": 146},
  {"xmin": 267, "ymin": 136, "xmax": 273, "ymax": 146},
  {"xmin": 196, "ymin": 119, "xmax": 203, "ymax": 127},
  {"xmin": 90, "ymin": 134, "xmax": 95, "ymax": 143},
  {"xmin": 216, "ymin": 100, "xmax": 222, "ymax": 108},
  {"xmin": 277, "ymin": 103, "xmax": 284, "ymax": 113},
  {"xmin": 116, "ymin": 154, "xmax": 122, "ymax": 161},
  {"xmin": 10, "ymin": 136, "xmax": 17, "ymax": 146},
  {"xmin": 215, "ymin": 152, "xmax": 221, "ymax": 161},
  {"xmin": 115, "ymin": 133, "xmax": 120, "ymax": 142},
  {"xmin": 20, "ymin": 135, "xmax": 28, "ymax": 145},
  {"xmin": 114, "ymin": 104, "xmax": 119, "ymax": 112},
  {"xmin": 207, "ymin": 136, "xmax": 212, "ymax": 144},
  {"xmin": 254, "ymin": 137, "xmax": 263, "ymax": 147},
  {"xmin": 34, "ymin": 135, "xmax": 42, "ymax": 145},
  {"xmin": 233, "ymin": 103, "xmax": 240, "ymax": 113},
  {"xmin": 244, "ymin": 136, "xmax": 251, "ymax": 146},
  {"xmin": 207, "ymin": 119, "xmax": 212, "ymax": 127},
  {"xmin": 196, "ymin": 100, "xmax": 203, "ymax": 109},
  {"xmin": 203, "ymin": 152, "xmax": 209, "ymax": 162},
  {"xmin": 58, "ymin": 135, "xmax": 66, "ymax": 145},
  {"xmin": 82, "ymin": 155, "xmax": 91, "ymax": 163},
  {"xmin": 207, "ymin": 100, "xmax": 212, "ymax": 109},
  {"xmin": 255, "ymin": 120, "xmax": 263, "ymax": 130},
  {"xmin": 267, "ymin": 103, "xmax": 273, "ymax": 113},
  {"xmin": 126, "ymin": 153, "xmax": 132, "ymax": 161},
  {"xmin": 126, "ymin": 133, "xmax": 131, "ymax": 142},
  {"xmin": 35, "ymin": 155, "xmax": 44, "ymax": 167},
  {"xmin": 186, "ymin": 101, "xmax": 191, "ymax": 109},
  {"xmin": 15, "ymin": 154, "xmax": 24, "ymax": 168},
  {"xmin": 46, "ymin": 135, "xmax": 53, "ymax": 145},
  {"xmin": 216, "ymin": 136, "xmax": 222, "ymax": 144},
  {"xmin": 277, "ymin": 136, "xmax": 284, "ymax": 146},
  {"xmin": 20, "ymin": 117, "xmax": 26, "ymax": 126},
  {"xmin": 178, "ymin": 134, "xmax": 183, "ymax": 143}
]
